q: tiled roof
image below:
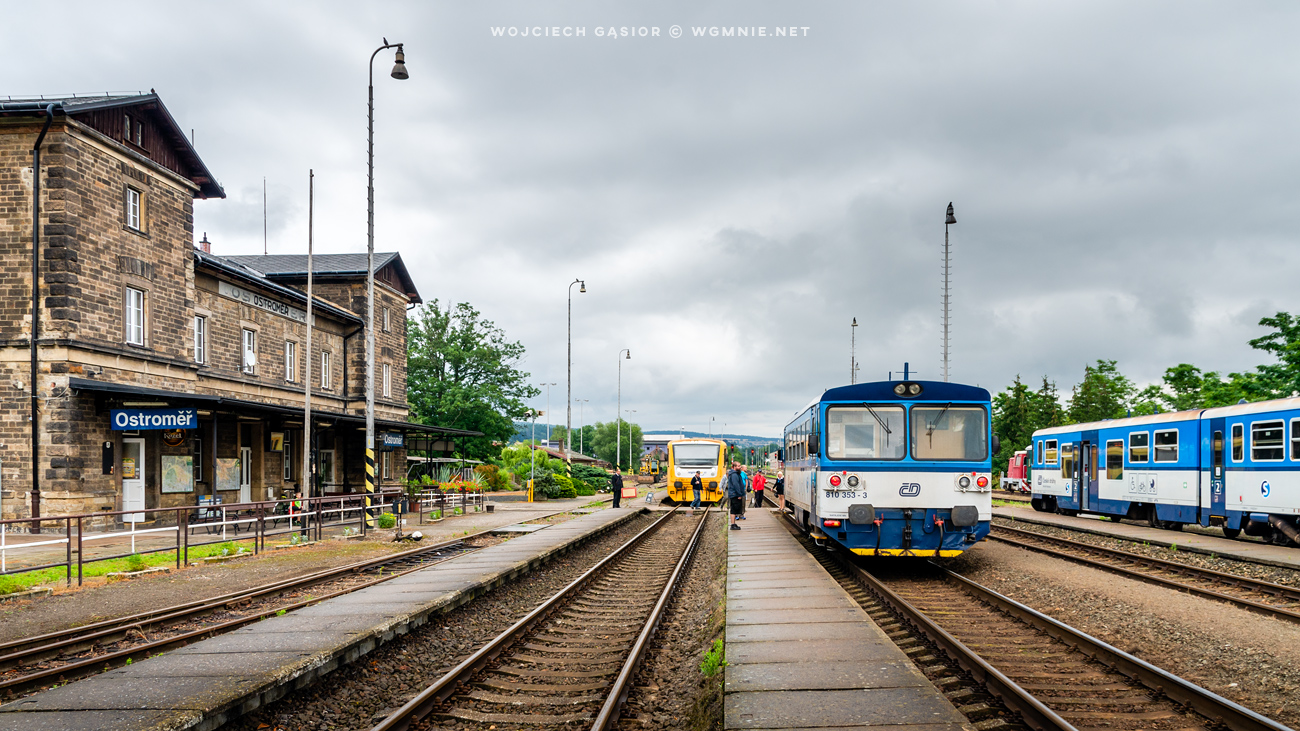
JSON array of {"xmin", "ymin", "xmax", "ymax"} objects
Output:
[{"xmin": 224, "ymin": 253, "xmax": 399, "ymax": 276}]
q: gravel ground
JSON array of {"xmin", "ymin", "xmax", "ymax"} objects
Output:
[
  {"xmin": 946, "ymin": 541, "xmax": 1300, "ymax": 727},
  {"xmin": 0, "ymin": 538, "xmax": 415, "ymax": 643},
  {"xmin": 994, "ymin": 515, "xmax": 1300, "ymax": 588},
  {"xmin": 226, "ymin": 511, "xmax": 659, "ymax": 731},
  {"xmin": 616, "ymin": 511, "xmax": 726, "ymax": 731}
]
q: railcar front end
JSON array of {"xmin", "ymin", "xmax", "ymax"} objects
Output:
[
  {"xmin": 783, "ymin": 380, "xmax": 994, "ymax": 557},
  {"xmin": 665, "ymin": 439, "xmax": 727, "ymax": 504}
]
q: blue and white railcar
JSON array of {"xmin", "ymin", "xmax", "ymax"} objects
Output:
[
  {"xmin": 783, "ymin": 379, "xmax": 994, "ymax": 557},
  {"xmin": 1198, "ymin": 399, "xmax": 1300, "ymax": 542},
  {"xmin": 1030, "ymin": 412, "xmax": 1202, "ymax": 527}
]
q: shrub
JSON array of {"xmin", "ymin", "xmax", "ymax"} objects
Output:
[
  {"xmin": 700, "ymin": 639, "xmax": 727, "ymax": 677},
  {"xmin": 125, "ymin": 553, "xmax": 148, "ymax": 572},
  {"xmin": 378, "ymin": 513, "xmax": 397, "ymax": 529},
  {"xmin": 475, "ymin": 464, "xmax": 509, "ymax": 491}
]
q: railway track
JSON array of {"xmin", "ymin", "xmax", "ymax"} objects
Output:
[
  {"xmin": 990, "ymin": 524, "xmax": 1300, "ymax": 625},
  {"xmin": 0, "ymin": 509, "xmax": 581, "ymax": 698},
  {"xmin": 766, "ymin": 507, "xmax": 1287, "ymax": 731},
  {"xmin": 372, "ymin": 506, "xmax": 709, "ymax": 731}
]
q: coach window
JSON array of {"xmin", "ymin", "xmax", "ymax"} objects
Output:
[
  {"xmin": 1129, "ymin": 432, "xmax": 1149, "ymax": 463},
  {"xmin": 1231, "ymin": 424, "xmax": 1244, "ymax": 462},
  {"xmin": 1153, "ymin": 430, "xmax": 1178, "ymax": 463},
  {"xmin": 827, "ymin": 405, "xmax": 905, "ymax": 460},
  {"xmin": 910, "ymin": 405, "xmax": 987, "ymax": 461},
  {"xmin": 1044, "ymin": 439, "xmax": 1058, "ymax": 465},
  {"xmin": 1060, "ymin": 444, "xmax": 1075, "ymax": 479},
  {"xmin": 1291, "ymin": 420, "xmax": 1300, "ymax": 461},
  {"xmin": 1251, "ymin": 420, "xmax": 1285, "ymax": 461},
  {"xmin": 1106, "ymin": 440, "xmax": 1123, "ymax": 480},
  {"xmin": 1035, "ymin": 440, "xmax": 1042, "ymax": 465}
]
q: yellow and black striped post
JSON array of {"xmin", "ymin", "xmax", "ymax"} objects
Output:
[{"xmin": 365, "ymin": 447, "xmax": 376, "ymax": 527}]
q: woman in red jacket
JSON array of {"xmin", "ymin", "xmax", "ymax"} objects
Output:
[{"xmin": 751, "ymin": 471, "xmax": 766, "ymax": 508}]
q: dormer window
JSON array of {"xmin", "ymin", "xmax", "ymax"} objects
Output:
[{"xmin": 123, "ymin": 114, "xmax": 142, "ymax": 146}]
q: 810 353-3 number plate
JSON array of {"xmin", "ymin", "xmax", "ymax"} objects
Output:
[{"xmin": 824, "ymin": 490, "xmax": 858, "ymax": 499}]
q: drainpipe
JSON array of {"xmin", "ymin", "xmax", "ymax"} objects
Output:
[{"xmin": 30, "ymin": 104, "xmax": 55, "ymax": 532}]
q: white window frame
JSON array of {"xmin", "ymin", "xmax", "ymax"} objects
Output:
[
  {"xmin": 1153, "ymin": 429, "xmax": 1179, "ymax": 463},
  {"xmin": 285, "ymin": 341, "xmax": 297, "ymax": 383},
  {"xmin": 383, "ymin": 307, "xmax": 390, "ymax": 332},
  {"xmin": 1035, "ymin": 440, "xmax": 1043, "ymax": 465},
  {"xmin": 321, "ymin": 351, "xmax": 332, "ymax": 389},
  {"xmin": 194, "ymin": 437, "xmax": 203, "ymax": 482},
  {"xmin": 125, "ymin": 287, "xmax": 145, "ymax": 345},
  {"xmin": 1231, "ymin": 423, "xmax": 1244, "ymax": 463},
  {"xmin": 1044, "ymin": 439, "xmax": 1058, "ymax": 465},
  {"xmin": 318, "ymin": 449, "xmax": 336, "ymax": 487},
  {"xmin": 1251, "ymin": 420, "xmax": 1286, "ymax": 462},
  {"xmin": 242, "ymin": 328, "xmax": 257, "ymax": 375},
  {"xmin": 382, "ymin": 363, "xmax": 392, "ymax": 398},
  {"xmin": 283, "ymin": 431, "xmax": 293, "ymax": 481},
  {"xmin": 1128, "ymin": 432, "xmax": 1149, "ymax": 464},
  {"xmin": 193, "ymin": 315, "xmax": 207, "ymax": 363},
  {"xmin": 1105, "ymin": 439, "xmax": 1124, "ymax": 481},
  {"xmin": 126, "ymin": 187, "xmax": 142, "ymax": 230},
  {"xmin": 382, "ymin": 451, "xmax": 392, "ymax": 480}
]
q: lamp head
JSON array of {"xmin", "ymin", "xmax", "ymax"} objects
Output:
[
  {"xmin": 579, "ymin": 280, "xmax": 586, "ymax": 293},
  {"xmin": 852, "ymin": 317, "xmax": 857, "ymax": 327},
  {"xmin": 945, "ymin": 202, "xmax": 956, "ymax": 225},
  {"xmin": 625, "ymin": 350, "xmax": 631, "ymax": 359},
  {"xmin": 391, "ymin": 47, "xmax": 409, "ymax": 80}
]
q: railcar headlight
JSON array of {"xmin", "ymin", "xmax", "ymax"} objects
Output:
[
  {"xmin": 829, "ymin": 475, "xmax": 842, "ymax": 487},
  {"xmin": 894, "ymin": 383, "xmax": 907, "ymax": 396},
  {"xmin": 908, "ymin": 383, "xmax": 922, "ymax": 396},
  {"xmin": 847, "ymin": 475, "xmax": 859, "ymax": 487},
  {"xmin": 958, "ymin": 475, "xmax": 971, "ymax": 488}
]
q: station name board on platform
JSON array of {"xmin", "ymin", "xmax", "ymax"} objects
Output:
[
  {"xmin": 111, "ymin": 408, "xmax": 198, "ymax": 431},
  {"xmin": 218, "ymin": 281, "xmax": 307, "ymax": 324}
]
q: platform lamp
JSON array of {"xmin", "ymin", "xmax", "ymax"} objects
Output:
[
  {"xmin": 851, "ymin": 317, "xmax": 858, "ymax": 385},
  {"xmin": 942, "ymin": 202, "xmax": 956, "ymax": 382},
  {"xmin": 364, "ymin": 39, "xmax": 408, "ymax": 527}
]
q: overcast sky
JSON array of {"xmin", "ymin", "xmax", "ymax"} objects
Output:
[{"xmin": 7, "ymin": 1, "xmax": 1300, "ymax": 437}]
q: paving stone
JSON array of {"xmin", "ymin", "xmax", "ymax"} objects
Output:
[{"xmin": 725, "ymin": 688, "xmax": 966, "ymax": 728}]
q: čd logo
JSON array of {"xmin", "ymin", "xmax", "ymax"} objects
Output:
[{"xmin": 899, "ymin": 483, "xmax": 921, "ymax": 497}]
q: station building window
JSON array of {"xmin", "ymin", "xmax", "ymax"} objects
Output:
[
  {"xmin": 321, "ymin": 352, "xmax": 332, "ymax": 389},
  {"xmin": 382, "ymin": 363, "xmax": 392, "ymax": 398},
  {"xmin": 283, "ymin": 431, "xmax": 293, "ymax": 481},
  {"xmin": 194, "ymin": 315, "xmax": 207, "ymax": 363},
  {"xmin": 285, "ymin": 341, "xmax": 297, "ymax": 383},
  {"xmin": 125, "ymin": 187, "xmax": 143, "ymax": 231},
  {"xmin": 125, "ymin": 287, "xmax": 145, "ymax": 345},
  {"xmin": 242, "ymin": 329, "xmax": 257, "ymax": 374}
]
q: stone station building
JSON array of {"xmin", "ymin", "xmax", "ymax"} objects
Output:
[{"xmin": 0, "ymin": 93, "xmax": 468, "ymax": 526}]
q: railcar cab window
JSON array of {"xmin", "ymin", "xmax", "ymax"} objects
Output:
[
  {"xmin": 910, "ymin": 405, "xmax": 987, "ymax": 461},
  {"xmin": 1252, "ymin": 421, "xmax": 1285, "ymax": 461},
  {"xmin": 1129, "ymin": 432, "xmax": 1149, "ymax": 463},
  {"xmin": 1044, "ymin": 439, "xmax": 1058, "ymax": 465},
  {"xmin": 1106, "ymin": 440, "xmax": 1123, "ymax": 480},
  {"xmin": 673, "ymin": 443, "xmax": 721, "ymax": 468},
  {"xmin": 1232, "ymin": 424, "xmax": 1244, "ymax": 462},
  {"xmin": 1060, "ymin": 443, "xmax": 1075, "ymax": 479},
  {"xmin": 1153, "ymin": 430, "xmax": 1178, "ymax": 463},
  {"xmin": 827, "ymin": 406, "xmax": 904, "ymax": 460}
]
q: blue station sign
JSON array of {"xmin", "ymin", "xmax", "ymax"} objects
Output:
[
  {"xmin": 381, "ymin": 432, "xmax": 405, "ymax": 449},
  {"xmin": 111, "ymin": 408, "xmax": 198, "ymax": 431}
]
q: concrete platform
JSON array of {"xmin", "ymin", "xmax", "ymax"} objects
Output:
[
  {"xmin": 0, "ymin": 506, "xmax": 645, "ymax": 731},
  {"xmin": 724, "ymin": 510, "xmax": 965, "ymax": 730},
  {"xmin": 995, "ymin": 506, "xmax": 1300, "ymax": 570}
]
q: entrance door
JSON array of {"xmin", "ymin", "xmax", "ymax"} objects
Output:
[
  {"xmin": 239, "ymin": 446, "xmax": 252, "ymax": 504},
  {"xmin": 1079, "ymin": 441, "xmax": 1092, "ymax": 512},
  {"xmin": 1209, "ymin": 418, "xmax": 1226, "ymax": 518},
  {"xmin": 122, "ymin": 438, "xmax": 146, "ymax": 522}
]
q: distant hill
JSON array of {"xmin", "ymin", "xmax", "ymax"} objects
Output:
[{"xmin": 507, "ymin": 423, "xmax": 777, "ymax": 448}]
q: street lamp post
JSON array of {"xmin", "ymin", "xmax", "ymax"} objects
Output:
[
  {"xmin": 851, "ymin": 317, "xmax": 858, "ymax": 385},
  {"xmin": 364, "ymin": 39, "xmax": 408, "ymax": 525},
  {"xmin": 617, "ymin": 349, "xmax": 630, "ymax": 472},
  {"xmin": 566, "ymin": 279, "xmax": 585, "ymax": 458},
  {"xmin": 541, "ymin": 382, "xmax": 556, "ymax": 446},
  {"xmin": 575, "ymin": 398, "xmax": 588, "ymax": 455},
  {"xmin": 943, "ymin": 202, "xmax": 956, "ymax": 383}
]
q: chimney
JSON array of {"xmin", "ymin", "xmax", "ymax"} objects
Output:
[{"xmin": 197, "ymin": 232, "xmax": 211, "ymax": 253}]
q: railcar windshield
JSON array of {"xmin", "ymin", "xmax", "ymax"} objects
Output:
[
  {"xmin": 826, "ymin": 406, "xmax": 905, "ymax": 460},
  {"xmin": 672, "ymin": 444, "xmax": 721, "ymax": 467},
  {"xmin": 910, "ymin": 405, "xmax": 988, "ymax": 461}
]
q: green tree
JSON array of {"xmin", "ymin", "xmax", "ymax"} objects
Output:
[
  {"xmin": 1250, "ymin": 312, "xmax": 1300, "ymax": 398},
  {"xmin": 992, "ymin": 375, "xmax": 1035, "ymax": 475},
  {"xmin": 1067, "ymin": 360, "xmax": 1134, "ymax": 423},
  {"xmin": 590, "ymin": 420, "xmax": 642, "ymax": 471},
  {"xmin": 1031, "ymin": 377, "xmax": 1066, "ymax": 430},
  {"xmin": 406, "ymin": 301, "xmax": 540, "ymax": 460}
]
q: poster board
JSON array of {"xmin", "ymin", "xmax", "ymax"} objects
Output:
[
  {"xmin": 215, "ymin": 458, "xmax": 241, "ymax": 491},
  {"xmin": 161, "ymin": 455, "xmax": 194, "ymax": 493}
]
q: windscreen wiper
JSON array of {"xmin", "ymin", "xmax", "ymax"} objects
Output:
[
  {"xmin": 863, "ymin": 403, "xmax": 893, "ymax": 445},
  {"xmin": 926, "ymin": 402, "xmax": 953, "ymax": 439}
]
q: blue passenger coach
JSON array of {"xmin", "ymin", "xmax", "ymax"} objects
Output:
[
  {"xmin": 1030, "ymin": 398, "xmax": 1300, "ymax": 545},
  {"xmin": 783, "ymin": 379, "xmax": 995, "ymax": 557}
]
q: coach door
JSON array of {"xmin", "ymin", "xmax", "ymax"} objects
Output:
[
  {"xmin": 1208, "ymin": 418, "xmax": 1226, "ymax": 518},
  {"xmin": 1079, "ymin": 440, "xmax": 1093, "ymax": 511}
]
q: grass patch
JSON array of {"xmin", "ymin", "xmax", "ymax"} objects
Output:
[
  {"xmin": 700, "ymin": 638, "xmax": 727, "ymax": 677},
  {"xmin": 0, "ymin": 537, "xmax": 258, "ymax": 595}
]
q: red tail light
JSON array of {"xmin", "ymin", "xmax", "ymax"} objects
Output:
[
  {"xmin": 829, "ymin": 475, "xmax": 842, "ymax": 487},
  {"xmin": 976, "ymin": 476, "xmax": 989, "ymax": 488},
  {"xmin": 823, "ymin": 519, "xmax": 842, "ymax": 528}
]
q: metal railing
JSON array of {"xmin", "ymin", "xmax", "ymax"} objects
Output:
[{"xmin": 0, "ymin": 491, "xmax": 421, "ymax": 587}]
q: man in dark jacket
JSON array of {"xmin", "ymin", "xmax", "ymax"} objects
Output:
[
  {"xmin": 611, "ymin": 471, "xmax": 624, "ymax": 508},
  {"xmin": 724, "ymin": 463, "xmax": 746, "ymax": 530},
  {"xmin": 690, "ymin": 472, "xmax": 703, "ymax": 510}
]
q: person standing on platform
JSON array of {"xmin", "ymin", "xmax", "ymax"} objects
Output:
[
  {"xmin": 774, "ymin": 471, "xmax": 786, "ymax": 512},
  {"xmin": 690, "ymin": 471, "xmax": 703, "ymax": 510},
  {"xmin": 611, "ymin": 470, "xmax": 624, "ymax": 508},
  {"xmin": 737, "ymin": 468, "xmax": 750, "ymax": 519},
  {"xmin": 725, "ymin": 462, "xmax": 746, "ymax": 530},
  {"xmin": 751, "ymin": 470, "xmax": 766, "ymax": 508}
]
